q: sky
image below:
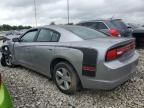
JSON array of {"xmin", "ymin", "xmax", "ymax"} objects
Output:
[{"xmin": 0, "ymin": 0, "xmax": 144, "ymax": 26}]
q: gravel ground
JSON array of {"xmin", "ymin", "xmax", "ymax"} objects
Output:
[{"xmin": 0, "ymin": 50, "xmax": 144, "ymax": 108}]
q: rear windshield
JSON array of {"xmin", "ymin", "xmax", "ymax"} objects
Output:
[
  {"xmin": 111, "ymin": 20, "xmax": 128, "ymax": 30},
  {"xmin": 62, "ymin": 26, "xmax": 107, "ymax": 40}
]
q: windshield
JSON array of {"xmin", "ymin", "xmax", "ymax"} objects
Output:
[{"xmin": 62, "ymin": 26, "xmax": 107, "ymax": 40}]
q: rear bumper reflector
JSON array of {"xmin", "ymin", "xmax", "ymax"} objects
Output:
[{"xmin": 82, "ymin": 66, "xmax": 96, "ymax": 71}]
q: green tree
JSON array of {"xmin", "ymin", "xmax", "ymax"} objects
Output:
[{"xmin": 0, "ymin": 24, "xmax": 32, "ymax": 31}]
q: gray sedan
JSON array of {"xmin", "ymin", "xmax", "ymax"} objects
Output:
[{"xmin": 1, "ymin": 25, "xmax": 139, "ymax": 94}]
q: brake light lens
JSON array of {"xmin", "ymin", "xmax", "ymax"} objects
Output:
[
  {"xmin": 109, "ymin": 29, "xmax": 121, "ymax": 37},
  {"xmin": 106, "ymin": 49, "xmax": 117, "ymax": 61},
  {"xmin": 106, "ymin": 42, "xmax": 135, "ymax": 61}
]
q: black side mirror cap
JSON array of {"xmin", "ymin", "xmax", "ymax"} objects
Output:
[
  {"xmin": 127, "ymin": 26, "xmax": 132, "ymax": 29},
  {"xmin": 12, "ymin": 38, "xmax": 20, "ymax": 42}
]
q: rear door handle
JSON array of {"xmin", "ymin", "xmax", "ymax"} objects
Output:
[{"xmin": 48, "ymin": 49, "xmax": 53, "ymax": 51}]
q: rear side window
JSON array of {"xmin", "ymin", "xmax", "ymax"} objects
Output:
[
  {"xmin": 37, "ymin": 29, "xmax": 52, "ymax": 42},
  {"xmin": 62, "ymin": 26, "xmax": 107, "ymax": 40},
  {"xmin": 78, "ymin": 22, "xmax": 93, "ymax": 27},
  {"xmin": 51, "ymin": 32, "xmax": 60, "ymax": 42},
  {"xmin": 37, "ymin": 29, "xmax": 60, "ymax": 42},
  {"xmin": 98, "ymin": 22, "xmax": 108, "ymax": 29},
  {"xmin": 83, "ymin": 22, "xmax": 108, "ymax": 30},
  {"xmin": 111, "ymin": 20, "xmax": 128, "ymax": 30}
]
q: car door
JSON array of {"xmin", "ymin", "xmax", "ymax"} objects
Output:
[
  {"xmin": 14, "ymin": 29, "xmax": 39, "ymax": 67},
  {"xmin": 28, "ymin": 28, "xmax": 60, "ymax": 76}
]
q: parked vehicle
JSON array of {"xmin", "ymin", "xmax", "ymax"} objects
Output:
[
  {"xmin": 77, "ymin": 19, "xmax": 132, "ymax": 37},
  {"xmin": 1, "ymin": 25, "xmax": 139, "ymax": 94},
  {"xmin": 127, "ymin": 23, "xmax": 144, "ymax": 47},
  {"xmin": 0, "ymin": 29, "xmax": 27, "ymax": 43},
  {"xmin": 5, "ymin": 30, "xmax": 20, "ymax": 36},
  {"xmin": 0, "ymin": 73, "xmax": 13, "ymax": 108},
  {"xmin": 127, "ymin": 23, "xmax": 140, "ymax": 30},
  {"xmin": 2, "ymin": 35, "xmax": 20, "ymax": 43}
]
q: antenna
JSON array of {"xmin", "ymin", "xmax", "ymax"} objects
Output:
[
  {"xmin": 67, "ymin": 0, "xmax": 70, "ymax": 24},
  {"xmin": 34, "ymin": 0, "xmax": 37, "ymax": 26}
]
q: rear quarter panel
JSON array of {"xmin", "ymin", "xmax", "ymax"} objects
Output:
[{"xmin": 53, "ymin": 46, "xmax": 83, "ymax": 78}]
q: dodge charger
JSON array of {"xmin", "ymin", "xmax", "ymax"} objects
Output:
[{"xmin": 1, "ymin": 25, "xmax": 139, "ymax": 94}]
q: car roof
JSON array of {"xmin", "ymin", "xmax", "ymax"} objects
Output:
[
  {"xmin": 31, "ymin": 25, "xmax": 83, "ymax": 30},
  {"xmin": 78, "ymin": 19, "xmax": 122, "ymax": 24},
  {"xmin": 29, "ymin": 25, "xmax": 84, "ymax": 42}
]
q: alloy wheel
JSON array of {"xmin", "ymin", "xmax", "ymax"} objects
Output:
[{"xmin": 55, "ymin": 67, "xmax": 72, "ymax": 90}]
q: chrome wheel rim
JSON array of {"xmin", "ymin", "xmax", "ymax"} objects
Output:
[{"xmin": 55, "ymin": 67, "xmax": 71, "ymax": 90}]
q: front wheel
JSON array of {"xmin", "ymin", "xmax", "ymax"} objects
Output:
[
  {"xmin": 1, "ymin": 55, "xmax": 15, "ymax": 67},
  {"xmin": 1, "ymin": 56, "xmax": 7, "ymax": 66},
  {"xmin": 53, "ymin": 62, "xmax": 79, "ymax": 94}
]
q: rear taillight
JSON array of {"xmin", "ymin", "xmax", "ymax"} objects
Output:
[
  {"xmin": 106, "ymin": 42, "xmax": 135, "ymax": 61},
  {"xmin": 109, "ymin": 29, "xmax": 121, "ymax": 37},
  {"xmin": 106, "ymin": 49, "xmax": 117, "ymax": 61}
]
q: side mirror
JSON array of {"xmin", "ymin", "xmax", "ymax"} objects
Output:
[
  {"xmin": 127, "ymin": 26, "xmax": 132, "ymax": 29},
  {"xmin": 12, "ymin": 38, "xmax": 20, "ymax": 42}
]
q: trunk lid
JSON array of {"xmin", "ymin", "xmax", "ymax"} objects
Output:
[
  {"xmin": 72, "ymin": 37, "xmax": 135, "ymax": 49},
  {"xmin": 71, "ymin": 37, "xmax": 135, "ymax": 61}
]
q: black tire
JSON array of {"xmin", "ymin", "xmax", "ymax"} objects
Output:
[
  {"xmin": 5, "ymin": 55, "xmax": 15, "ymax": 67},
  {"xmin": 1, "ymin": 56, "xmax": 7, "ymax": 66},
  {"xmin": 1, "ymin": 55, "xmax": 15, "ymax": 67},
  {"xmin": 53, "ymin": 62, "xmax": 79, "ymax": 94}
]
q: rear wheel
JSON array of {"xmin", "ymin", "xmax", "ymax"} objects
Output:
[{"xmin": 53, "ymin": 62, "xmax": 79, "ymax": 94}]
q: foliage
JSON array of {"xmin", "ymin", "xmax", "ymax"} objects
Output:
[{"xmin": 0, "ymin": 24, "xmax": 32, "ymax": 31}]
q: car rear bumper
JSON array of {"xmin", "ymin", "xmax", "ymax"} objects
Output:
[
  {"xmin": 81, "ymin": 51, "xmax": 139, "ymax": 90},
  {"xmin": 83, "ymin": 68, "xmax": 136, "ymax": 90},
  {"xmin": 0, "ymin": 84, "xmax": 13, "ymax": 108}
]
